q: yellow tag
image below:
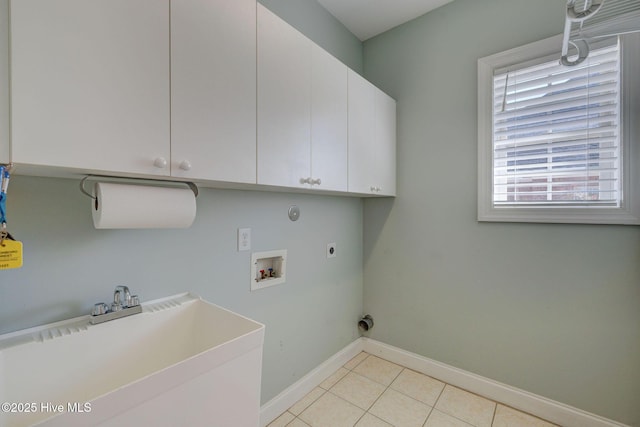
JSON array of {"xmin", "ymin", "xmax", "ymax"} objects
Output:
[{"xmin": 0, "ymin": 240, "xmax": 23, "ymax": 269}]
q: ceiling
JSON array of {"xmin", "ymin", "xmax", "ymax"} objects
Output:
[{"xmin": 316, "ymin": 0, "xmax": 455, "ymax": 41}]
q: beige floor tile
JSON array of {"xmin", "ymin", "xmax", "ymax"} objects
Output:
[
  {"xmin": 353, "ymin": 355, "xmax": 403, "ymax": 386},
  {"xmin": 369, "ymin": 388, "xmax": 432, "ymax": 427},
  {"xmin": 330, "ymin": 371, "xmax": 387, "ymax": 410},
  {"xmin": 355, "ymin": 413, "xmax": 393, "ymax": 427},
  {"xmin": 493, "ymin": 404, "xmax": 558, "ymax": 427},
  {"xmin": 289, "ymin": 387, "xmax": 325, "ymax": 416},
  {"xmin": 390, "ymin": 368, "xmax": 446, "ymax": 406},
  {"xmin": 320, "ymin": 367, "xmax": 350, "ymax": 390},
  {"xmin": 299, "ymin": 392, "xmax": 365, "ymax": 427},
  {"xmin": 267, "ymin": 411, "xmax": 295, "ymax": 427},
  {"xmin": 435, "ymin": 385, "xmax": 496, "ymax": 427},
  {"xmin": 425, "ymin": 409, "xmax": 474, "ymax": 426},
  {"xmin": 344, "ymin": 352, "xmax": 369, "ymax": 370},
  {"xmin": 287, "ymin": 418, "xmax": 311, "ymax": 427},
  {"xmin": 272, "ymin": 357, "xmax": 559, "ymax": 427}
]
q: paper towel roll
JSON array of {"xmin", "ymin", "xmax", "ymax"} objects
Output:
[{"xmin": 92, "ymin": 182, "xmax": 196, "ymax": 229}]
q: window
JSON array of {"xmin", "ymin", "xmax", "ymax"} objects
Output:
[{"xmin": 478, "ymin": 34, "xmax": 640, "ymax": 224}]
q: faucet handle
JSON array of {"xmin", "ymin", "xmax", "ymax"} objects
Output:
[
  {"xmin": 92, "ymin": 303, "xmax": 109, "ymax": 316},
  {"xmin": 130, "ymin": 295, "xmax": 140, "ymax": 307}
]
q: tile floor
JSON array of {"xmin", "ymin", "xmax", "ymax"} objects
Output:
[{"xmin": 268, "ymin": 352, "xmax": 559, "ymax": 427}]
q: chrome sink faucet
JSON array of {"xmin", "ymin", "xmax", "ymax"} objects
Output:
[
  {"xmin": 113, "ymin": 285, "xmax": 131, "ymax": 311},
  {"xmin": 91, "ymin": 285, "xmax": 141, "ymax": 325}
]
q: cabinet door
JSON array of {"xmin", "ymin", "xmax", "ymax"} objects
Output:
[
  {"xmin": 257, "ymin": 4, "xmax": 311, "ymax": 188},
  {"xmin": 374, "ymin": 88, "xmax": 397, "ymax": 196},
  {"xmin": 348, "ymin": 70, "xmax": 376, "ymax": 194},
  {"xmin": 10, "ymin": 0, "xmax": 170, "ymax": 176},
  {"xmin": 311, "ymin": 45, "xmax": 348, "ymax": 192},
  {"xmin": 347, "ymin": 70, "xmax": 396, "ymax": 196},
  {"xmin": 171, "ymin": 0, "xmax": 256, "ymax": 183}
]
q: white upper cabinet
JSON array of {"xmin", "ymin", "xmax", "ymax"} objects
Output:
[
  {"xmin": 257, "ymin": 4, "xmax": 312, "ymax": 189},
  {"xmin": 6, "ymin": 0, "xmax": 394, "ymax": 197},
  {"xmin": 257, "ymin": 5, "xmax": 348, "ymax": 191},
  {"xmin": 347, "ymin": 70, "xmax": 375, "ymax": 194},
  {"xmin": 374, "ymin": 88, "xmax": 397, "ymax": 196},
  {"xmin": 348, "ymin": 70, "xmax": 396, "ymax": 196},
  {"xmin": 311, "ymin": 45, "xmax": 348, "ymax": 192},
  {"xmin": 171, "ymin": 0, "xmax": 256, "ymax": 183},
  {"xmin": 10, "ymin": 0, "xmax": 170, "ymax": 176}
]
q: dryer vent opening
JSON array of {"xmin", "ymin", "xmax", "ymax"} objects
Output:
[{"xmin": 358, "ymin": 315, "xmax": 373, "ymax": 333}]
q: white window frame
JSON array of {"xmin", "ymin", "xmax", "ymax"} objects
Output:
[{"xmin": 478, "ymin": 33, "xmax": 640, "ymax": 224}]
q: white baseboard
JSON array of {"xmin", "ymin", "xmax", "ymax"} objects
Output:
[
  {"xmin": 260, "ymin": 338, "xmax": 629, "ymax": 427},
  {"xmin": 362, "ymin": 338, "xmax": 629, "ymax": 427},
  {"xmin": 259, "ymin": 339, "xmax": 364, "ymax": 427}
]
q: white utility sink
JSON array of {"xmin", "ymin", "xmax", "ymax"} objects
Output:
[{"xmin": 0, "ymin": 293, "xmax": 265, "ymax": 427}]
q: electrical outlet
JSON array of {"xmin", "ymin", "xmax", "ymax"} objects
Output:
[
  {"xmin": 238, "ymin": 228, "xmax": 251, "ymax": 251},
  {"xmin": 327, "ymin": 242, "xmax": 336, "ymax": 258}
]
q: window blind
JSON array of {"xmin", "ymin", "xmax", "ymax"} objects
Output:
[{"xmin": 492, "ymin": 41, "xmax": 620, "ymax": 207}]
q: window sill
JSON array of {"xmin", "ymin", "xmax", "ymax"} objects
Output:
[{"xmin": 477, "ymin": 205, "xmax": 640, "ymax": 225}]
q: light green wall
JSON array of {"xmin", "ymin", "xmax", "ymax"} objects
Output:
[
  {"xmin": 258, "ymin": 0, "xmax": 363, "ymax": 73},
  {"xmin": 0, "ymin": 0, "xmax": 364, "ymax": 405},
  {"xmin": 0, "ymin": 0, "xmax": 8, "ymax": 162},
  {"xmin": 1, "ymin": 177, "xmax": 364, "ymax": 404},
  {"xmin": 362, "ymin": 1, "xmax": 640, "ymax": 425}
]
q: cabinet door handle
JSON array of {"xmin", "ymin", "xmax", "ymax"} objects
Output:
[
  {"xmin": 311, "ymin": 178, "xmax": 322, "ymax": 186},
  {"xmin": 153, "ymin": 157, "xmax": 168, "ymax": 169},
  {"xmin": 300, "ymin": 177, "xmax": 311, "ymax": 184},
  {"xmin": 179, "ymin": 160, "xmax": 192, "ymax": 171}
]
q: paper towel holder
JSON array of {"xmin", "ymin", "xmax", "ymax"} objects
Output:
[{"xmin": 80, "ymin": 175, "xmax": 199, "ymax": 201}]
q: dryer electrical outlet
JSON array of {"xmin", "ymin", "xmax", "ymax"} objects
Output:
[{"xmin": 327, "ymin": 242, "xmax": 337, "ymax": 258}]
